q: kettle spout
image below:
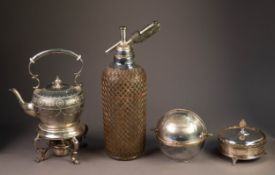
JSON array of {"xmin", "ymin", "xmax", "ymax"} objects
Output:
[{"xmin": 9, "ymin": 88, "xmax": 36, "ymax": 117}]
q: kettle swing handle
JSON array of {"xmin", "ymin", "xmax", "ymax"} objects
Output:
[{"xmin": 28, "ymin": 48, "xmax": 83, "ymax": 89}]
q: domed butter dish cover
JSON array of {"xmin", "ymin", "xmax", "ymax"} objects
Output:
[
  {"xmin": 218, "ymin": 119, "xmax": 266, "ymax": 165},
  {"xmin": 155, "ymin": 109, "xmax": 211, "ymax": 161},
  {"xmin": 10, "ymin": 49, "xmax": 88, "ymax": 164}
]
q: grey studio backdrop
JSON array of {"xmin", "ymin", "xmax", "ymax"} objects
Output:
[{"xmin": 0, "ymin": 0, "xmax": 275, "ymax": 174}]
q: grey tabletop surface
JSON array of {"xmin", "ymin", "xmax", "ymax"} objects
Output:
[{"xmin": 0, "ymin": 133, "xmax": 274, "ymax": 175}]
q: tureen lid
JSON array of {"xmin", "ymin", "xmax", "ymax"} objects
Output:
[
  {"xmin": 155, "ymin": 109, "xmax": 209, "ymax": 147},
  {"xmin": 33, "ymin": 76, "xmax": 81, "ymax": 98},
  {"xmin": 218, "ymin": 119, "xmax": 266, "ymax": 147}
]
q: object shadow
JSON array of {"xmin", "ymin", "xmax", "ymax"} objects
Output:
[{"xmin": 144, "ymin": 136, "xmax": 160, "ymax": 157}]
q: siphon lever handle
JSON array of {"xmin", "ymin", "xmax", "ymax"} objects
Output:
[{"xmin": 128, "ymin": 20, "xmax": 160, "ymax": 45}]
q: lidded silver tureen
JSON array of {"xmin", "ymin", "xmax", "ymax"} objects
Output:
[
  {"xmin": 10, "ymin": 49, "xmax": 88, "ymax": 164},
  {"xmin": 154, "ymin": 109, "xmax": 211, "ymax": 161},
  {"xmin": 218, "ymin": 119, "xmax": 266, "ymax": 165}
]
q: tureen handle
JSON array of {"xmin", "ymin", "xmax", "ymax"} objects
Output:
[{"xmin": 28, "ymin": 49, "xmax": 83, "ymax": 89}]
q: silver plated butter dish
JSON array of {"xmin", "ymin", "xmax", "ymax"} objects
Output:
[
  {"xmin": 154, "ymin": 109, "xmax": 212, "ymax": 161},
  {"xmin": 218, "ymin": 119, "xmax": 266, "ymax": 165}
]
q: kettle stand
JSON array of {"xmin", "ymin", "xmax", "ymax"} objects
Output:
[{"xmin": 33, "ymin": 124, "xmax": 88, "ymax": 164}]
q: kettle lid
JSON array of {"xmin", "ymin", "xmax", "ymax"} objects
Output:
[{"xmin": 34, "ymin": 76, "xmax": 80, "ymax": 97}]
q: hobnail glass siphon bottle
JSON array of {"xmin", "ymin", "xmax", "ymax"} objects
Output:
[{"xmin": 102, "ymin": 21, "xmax": 160, "ymax": 160}]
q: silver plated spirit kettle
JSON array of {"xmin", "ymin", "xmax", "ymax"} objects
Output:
[{"xmin": 10, "ymin": 49, "xmax": 88, "ymax": 164}]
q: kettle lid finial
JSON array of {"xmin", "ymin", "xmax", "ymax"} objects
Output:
[{"xmin": 52, "ymin": 76, "xmax": 63, "ymax": 89}]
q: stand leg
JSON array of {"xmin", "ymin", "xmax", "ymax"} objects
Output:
[
  {"xmin": 33, "ymin": 134, "xmax": 50, "ymax": 162},
  {"xmin": 71, "ymin": 137, "xmax": 80, "ymax": 164},
  {"xmin": 232, "ymin": 157, "xmax": 238, "ymax": 165}
]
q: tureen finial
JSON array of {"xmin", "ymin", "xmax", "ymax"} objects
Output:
[{"xmin": 239, "ymin": 119, "xmax": 247, "ymax": 128}]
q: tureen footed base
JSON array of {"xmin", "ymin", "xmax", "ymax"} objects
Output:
[
  {"xmin": 219, "ymin": 143, "xmax": 266, "ymax": 165},
  {"xmin": 33, "ymin": 124, "xmax": 88, "ymax": 164}
]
